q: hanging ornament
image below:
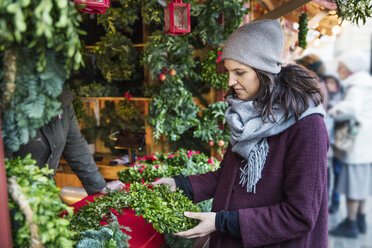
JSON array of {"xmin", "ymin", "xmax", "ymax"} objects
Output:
[
  {"xmin": 73, "ymin": 0, "xmax": 110, "ymax": 14},
  {"xmin": 298, "ymin": 6, "xmax": 309, "ymax": 49},
  {"xmin": 164, "ymin": 0, "xmax": 191, "ymax": 35}
]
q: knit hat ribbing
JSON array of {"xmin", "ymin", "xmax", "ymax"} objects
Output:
[
  {"xmin": 339, "ymin": 50, "xmax": 369, "ymax": 73},
  {"xmin": 221, "ymin": 20, "xmax": 284, "ymax": 74}
]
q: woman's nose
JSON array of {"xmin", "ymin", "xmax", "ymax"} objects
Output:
[{"xmin": 228, "ymin": 75, "xmax": 237, "ymax": 87}]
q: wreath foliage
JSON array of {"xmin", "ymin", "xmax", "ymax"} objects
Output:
[
  {"xmin": 335, "ymin": 0, "xmax": 372, "ymax": 25},
  {"xmin": 201, "ymin": 47, "xmax": 228, "ymax": 90},
  {"xmin": 6, "ymin": 155, "xmax": 75, "ymax": 247}
]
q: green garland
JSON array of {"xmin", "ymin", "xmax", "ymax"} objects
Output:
[
  {"xmin": 336, "ymin": 0, "xmax": 372, "ymax": 25},
  {"xmin": 201, "ymin": 47, "xmax": 229, "ymax": 90},
  {"xmin": 148, "ymin": 77, "xmax": 200, "ymax": 141},
  {"xmin": 6, "ymin": 155, "xmax": 75, "ymax": 247},
  {"xmin": 298, "ymin": 12, "xmax": 308, "ymax": 49}
]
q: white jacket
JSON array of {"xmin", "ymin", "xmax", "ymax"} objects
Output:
[{"xmin": 329, "ymin": 71, "xmax": 372, "ymax": 164}]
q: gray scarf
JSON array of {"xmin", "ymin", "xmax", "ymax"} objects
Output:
[{"xmin": 225, "ymin": 95, "xmax": 326, "ymax": 193}]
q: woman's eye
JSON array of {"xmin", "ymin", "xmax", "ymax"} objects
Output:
[{"xmin": 236, "ymin": 71, "xmax": 245, "ymax": 76}]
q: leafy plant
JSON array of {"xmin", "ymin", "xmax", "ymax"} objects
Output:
[
  {"xmin": 335, "ymin": 0, "xmax": 372, "ymax": 25},
  {"xmin": 118, "ymin": 148, "xmax": 219, "ymax": 183},
  {"xmin": 5, "ymin": 155, "xmax": 75, "ymax": 247},
  {"xmin": 201, "ymin": 47, "xmax": 228, "ymax": 90},
  {"xmin": 76, "ymin": 214, "xmax": 131, "ymax": 248},
  {"xmin": 128, "ymin": 183, "xmax": 200, "ymax": 233},
  {"xmin": 193, "ymin": 101, "xmax": 230, "ymax": 149},
  {"xmin": 191, "ymin": 0, "xmax": 248, "ymax": 46},
  {"xmin": 94, "ymin": 31, "xmax": 138, "ymax": 82},
  {"xmin": 1, "ymin": 48, "xmax": 65, "ymax": 151},
  {"xmin": 148, "ymin": 77, "xmax": 199, "ymax": 141},
  {"xmin": 142, "ymin": 30, "xmax": 196, "ymax": 79},
  {"xmin": 0, "ymin": 0, "xmax": 83, "ymax": 72},
  {"xmin": 97, "ymin": 0, "xmax": 140, "ymax": 35},
  {"xmin": 69, "ymin": 183, "xmax": 201, "ymax": 234}
]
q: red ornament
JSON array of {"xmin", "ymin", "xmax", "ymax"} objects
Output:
[
  {"xmin": 164, "ymin": 0, "xmax": 191, "ymax": 35},
  {"xmin": 73, "ymin": 0, "xmax": 110, "ymax": 14},
  {"xmin": 158, "ymin": 74, "xmax": 166, "ymax": 81},
  {"xmin": 169, "ymin": 69, "xmax": 176, "ymax": 76},
  {"xmin": 208, "ymin": 140, "xmax": 214, "ymax": 147},
  {"xmin": 217, "ymin": 139, "xmax": 225, "ymax": 147}
]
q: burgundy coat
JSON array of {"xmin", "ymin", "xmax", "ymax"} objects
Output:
[{"xmin": 188, "ymin": 114, "xmax": 329, "ymax": 248}]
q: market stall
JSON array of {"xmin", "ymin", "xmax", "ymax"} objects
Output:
[{"xmin": 1, "ymin": 0, "xmax": 372, "ymax": 247}]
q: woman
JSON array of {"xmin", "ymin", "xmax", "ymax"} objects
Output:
[
  {"xmin": 153, "ymin": 20, "xmax": 329, "ymax": 247},
  {"xmin": 328, "ymin": 50, "xmax": 372, "ymax": 238}
]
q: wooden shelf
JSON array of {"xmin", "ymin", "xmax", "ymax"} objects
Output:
[{"xmin": 55, "ymin": 156, "xmax": 128, "ymax": 189}]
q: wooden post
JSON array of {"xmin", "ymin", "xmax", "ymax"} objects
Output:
[{"xmin": 0, "ymin": 114, "xmax": 13, "ymax": 247}]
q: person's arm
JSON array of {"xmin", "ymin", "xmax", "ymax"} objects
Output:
[
  {"xmin": 62, "ymin": 104, "xmax": 106, "ymax": 195},
  {"xmin": 238, "ymin": 115, "xmax": 328, "ymax": 247}
]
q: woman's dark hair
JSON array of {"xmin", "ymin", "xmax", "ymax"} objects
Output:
[{"xmin": 227, "ymin": 63, "xmax": 323, "ymax": 122}]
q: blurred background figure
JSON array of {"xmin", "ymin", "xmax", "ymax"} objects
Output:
[
  {"xmin": 324, "ymin": 73, "xmax": 344, "ymax": 214},
  {"xmin": 329, "ymin": 50, "xmax": 372, "ymax": 238},
  {"xmin": 296, "ymin": 53, "xmax": 328, "ymax": 110}
]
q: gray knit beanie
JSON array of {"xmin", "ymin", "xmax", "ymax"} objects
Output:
[{"xmin": 222, "ymin": 20, "xmax": 284, "ymax": 74}]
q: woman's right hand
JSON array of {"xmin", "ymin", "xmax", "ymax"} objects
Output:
[{"xmin": 152, "ymin": 177, "xmax": 177, "ymax": 192}]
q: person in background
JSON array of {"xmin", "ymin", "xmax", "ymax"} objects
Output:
[
  {"xmin": 296, "ymin": 53, "xmax": 328, "ymax": 110},
  {"xmin": 328, "ymin": 50, "xmax": 372, "ymax": 238},
  {"xmin": 5, "ymin": 88, "xmax": 125, "ymax": 195},
  {"xmin": 324, "ymin": 74, "xmax": 344, "ymax": 214},
  {"xmin": 153, "ymin": 20, "xmax": 329, "ymax": 248}
]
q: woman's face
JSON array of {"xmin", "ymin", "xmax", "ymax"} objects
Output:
[
  {"xmin": 337, "ymin": 61, "xmax": 352, "ymax": 80},
  {"xmin": 325, "ymin": 77, "xmax": 339, "ymax": 93},
  {"xmin": 224, "ymin": 59, "xmax": 260, "ymax": 101}
]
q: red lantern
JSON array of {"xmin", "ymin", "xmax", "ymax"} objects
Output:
[
  {"xmin": 73, "ymin": 0, "xmax": 110, "ymax": 14},
  {"xmin": 164, "ymin": 0, "xmax": 191, "ymax": 35}
]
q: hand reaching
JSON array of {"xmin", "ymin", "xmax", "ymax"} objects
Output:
[
  {"xmin": 100, "ymin": 180, "xmax": 126, "ymax": 194},
  {"xmin": 151, "ymin": 177, "xmax": 177, "ymax": 192},
  {"xmin": 174, "ymin": 212, "xmax": 217, "ymax": 239}
]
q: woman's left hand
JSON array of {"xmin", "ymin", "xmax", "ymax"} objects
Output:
[
  {"xmin": 174, "ymin": 212, "xmax": 217, "ymax": 239},
  {"xmin": 100, "ymin": 180, "xmax": 126, "ymax": 194}
]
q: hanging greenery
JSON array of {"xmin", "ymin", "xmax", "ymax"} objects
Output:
[
  {"xmin": 1, "ymin": 48, "xmax": 66, "ymax": 151},
  {"xmin": 94, "ymin": 31, "xmax": 138, "ymax": 82},
  {"xmin": 335, "ymin": 0, "xmax": 372, "ymax": 25},
  {"xmin": 201, "ymin": 47, "xmax": 229, "ymax": 90},
  {"xmin": 6, "ymin": 155, "xmax": 75, "ymax": 247},
  {"xmin": 0, "ymin": 0, "xmax": 83, "ymax": 72},
  {"xmin": 193, "ymin": 101, "xmax": 230, "ymax": 147},
  {"xmin": 298, "ymin": 12, "xmax": 309, "ymax": 49},
  {"xmin": 142, "ymin": 30, "xmax": 196, "ymax": 79},
  {"xmin": 191, "ymin": 0, "xmax": 248, "ymax": 46},
  {"xmin": 148, "ymin": 77, "xmax": 199, "ymax": 141},
  {"xmin": 97, "ymin": 0, "xmax": 140, "ymax": 35}
]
